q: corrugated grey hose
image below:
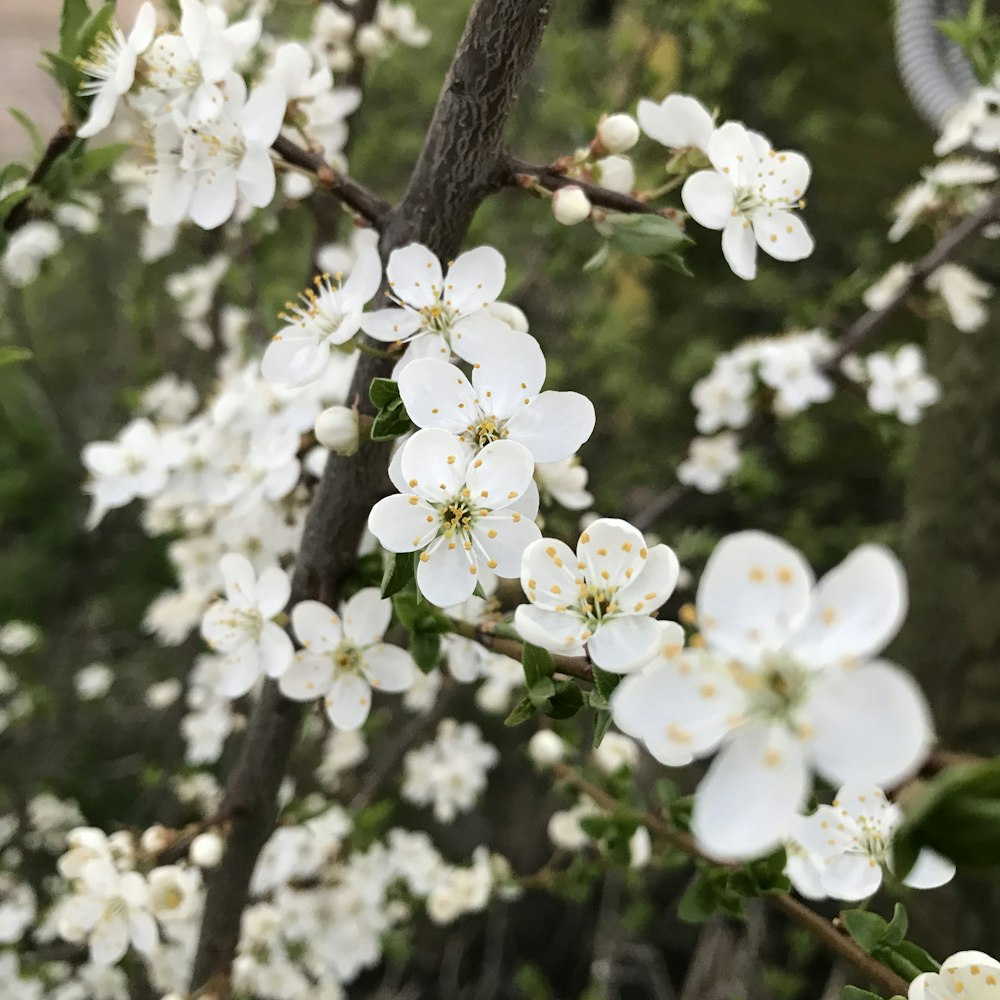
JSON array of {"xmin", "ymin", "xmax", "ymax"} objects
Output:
[{"xmin": 895, "ymin": 0, "xmax": 979, "ymax": 129}]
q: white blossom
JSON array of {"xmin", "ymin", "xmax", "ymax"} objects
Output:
[
  {"xmin": 677, "ymin": 432, "xmax": 742, "ymax": 494},
  {"xmin": 636, "ymin": 93, "xmax": 714, "ymax": 153},
  {"xmin": 910, "ymin": 951, "xmax": 1000, "ymax": 1000},
  {"xmin": 926, "ymin": 263, "xmax": 992, "ymax": 332},
  {"xmin": 552, "ymin": 185, "xmax": 593, "ymax": 225},
  {"xmin": 866, "ymin": 346, "xmax": 940, "ymax": 424}
]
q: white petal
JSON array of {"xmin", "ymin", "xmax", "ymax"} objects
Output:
[
  {"xmin": 681, "ymin": 170, "xmax": 736, "ymax": 231},
  {"xmin": 707, "ymin": 121, "xmax": 758, "ymax": 186},
  {"xmin": 465, "ymin": 439, "xmax": 535, "ymax": 510},
  {"xmin": 789, "ymin": 544, "xmax": 907, "ymax": 668},
  {"xmin": 470, "ymin": 330, "xmax": 547, "ymax": 411},
  {"xmin": 444, "ymin": 246, "xmax": 506, "ymax": 314},
  {"xmin": 577, "ymin": 518, "xmax": 648, "ymax": 590},
  {"xmin": 692, "ymin": 724, "xmax": 810, "ymax": 861},
  {"xmin": 279, "ymin": 652, "xmax": 332, "ymax": 700},
  {"xmin": 256, "ymin": 566, "xmax": 291, "ymax": 618},
  {"xmin": 215, "ymin": 642, "xmax": 262, "ymax": 698},
  {"xmin": 77, "ymin": 84, "xmax": 119, "ymax": 139},
  {"xmin": 342, "ymin": 244, "xmax": 383, "ymax": 305},
  {"xmin": 451, "ymin": 312, "xmax": 522, "ymax": 364},
  {"xmin": 362, "ymin": 644, "xmax": 415, "ymax": 692},
  {"xmin": 520, "ymin": 537, "xmax": 580, "ymax": 611},
  {"xmin": 325, "ymin": 672, "xmax": 372, "ymax": 730},
  {"xmin": 417, "ymin": 535, "xmax": 476, "ymax": 607},
  {"xmin": 190, "ymin": 170, "xmax": 238, "ymax": 230},
  {"xmin": 471, "ymin": 509, "xmax": 541, "ymax": 577},
  {"xmin": 90, "ymin": 914, "xmax": 129, "ymax": 966},
  {"xmin": 615, "ymin": 543, "xmax": 680, "ymax": 615},
  {"xmin": 901, "ymin": 847, "xmax": 955, "ymax": 890},
  {"xmin": 806, "ymin": 660, "xmax": 933, "ymax": 787},
  {"xmin": 201, "ymin": 601, "xmax": 245, "ymax": 651},
  {"xmin": 513, "ymin": 604, "xmax": 587, "ymax": 655},
  {"xmin": 341, "ymin": 587, "xmax": 391, "ymax": 646},
  {"xmin": 129, "ymin": 910, "xmax": 159, "ymax": 954},
  {"xmin": 259, "ymin": 621, "xmax": 294, "ymax": 678},
  {"xmin": 397, "ymin": 358, "xmax": 476, "ymax": 434},
  {"xmin": 392, "ymin": 330, "xmax": 452, "ymax": 374},
  {"xmin": 697, "ymin": 531, "xmax": 813, "ymax": 664},
  {"xmin": 637, "ymin": 94, "xmax": 714, "ymax": 150},
  {"xmin": 221, "ymin": 553, "xmax": 257, "ymax": 609},
  {"xmin": 236, "ymin": 148, "xmax": 276, "ymax": 209},
  {"xmin": 290, "ymin": 599, "xmax": 343, "ymax": 652},
  {"xmin": 387, "ymin": 243, "xmax": 443, "ymax": 309},
  {"xmin": 130, "ymin": 3, "xmax": 157, "ymax": 51},
  {"xmin": 360, "ymin": 307, "xmax": 423, "ymax": 343},
  {"xmin": 586, "ymin": 614, "xmax": 661, "ymax": 673},
  {"xmin": 400, "ymin": 427, "xmax": 469, "ymax": 503},
  {"xmin": 721, "ymin": 216, "xmax": 758, "ymax": 280},
  {"xmin": 820, "ymin": 853, "xmax": 884, "ymax": 901},
  {"xmin": 752, "ymin": 210, "xmax": 814, "ymax": 262},
  {"xmin": 241, "ymin": 83, "xmax": 287, "ymax": 146},
  {"xmin": 261, "ymin": 333, "xmax": 328, "ymax": 387},
  {"xmin": 759, "ymin": 150, "xmax": 811, "ymax": 202},
  {"xmin": 504, "ymin": 390, "xmax": 596, "ymax": 463},
  {"xmin": 368, "ymin": 494, "xmax": 439, "ymax": 552}
]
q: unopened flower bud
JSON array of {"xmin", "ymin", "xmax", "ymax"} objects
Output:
[
  {"xmin": 189, "ymin": 831, "xmax": 224, "ymax": 869},
  {"xmin": 140, "ymin": 825, "xmax": 172, "ymax": 855},
  {"xmin": 596, "ymin": 155, "xmax": 635, "ymax": 195},
  {"xmin": 528, "ymin": 729, "xmax": 566, "ymax": 767},
  {"xmin": 597, "ymin": 113, "xmax": 640, "ymax": 154},
  {"xmin": 552, "ymin": 186, "xmax": 592, "ymax": 226},
  {"xmin": 314, "ymin": 406, "xmax": 360, "ymax": 455}
]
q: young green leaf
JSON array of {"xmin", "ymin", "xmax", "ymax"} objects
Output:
[{"xmin": 381, "ymin": 551, "xmax": 415, "ymax": 599}]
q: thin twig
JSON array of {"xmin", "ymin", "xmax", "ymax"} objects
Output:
[
  {"xmin": 450, "ymin": 618, "xmax": 593, "ymax": 682},
  {"xmin": 272, "ymin": 134, "xmax": 392, "ymax": 228},
  {"xmin": 3, "ymin": 123, "xmax": 78, "ymax": 233}
]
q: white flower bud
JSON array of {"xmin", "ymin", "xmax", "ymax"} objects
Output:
[
  {"xmin": 597, "ymin": 113, "xmax": 640, "ymax": 153},
  {"xmin": 528, "ymin": 729, "xmax": 565, "ymax": 767},
  {"xmin": 355, "ymin": 23, "xmax": 387, "ymax": 57},
  {"xmin": 189, "ymin": 831, "xmax": 223, "ymax": 869},
  {"xmin": 314, "ymin": 406, "xmax": 360, "ymax": 455},
  {"xmin": 140, "ymin": 825, "xmax": 172, "ymax": 855},
  {"xmin": 629, "ymin": 826, "xmax": 652, "ymax": 869},
  {"xmin": 596, "ymin": 155, "xmax": 635, "ymax": 195},
  {"xmin": 552, "ymin": 185, "xmax": 592, "ymax": 226}
]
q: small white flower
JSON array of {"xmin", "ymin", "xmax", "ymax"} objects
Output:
[
  {"xmin": 863, "ymin": 263, "xmax": 914, "ymax": 310},
  {"xmin": 595, "ymin": 155, "xmax": 636, "ymax": 194},
  {"xmin": 636, "ymin": 93, "xmax": 715, "ymax": 153},
  {"xmin": 314, "ymin": 406, "xmax": 361, "ymax": 455},
  {"xmin": 597, "ymin": 113, "xmax": 640, "ymax": 153},
  {"xmin": 592, "ymin": 731, "xmax": 639, "ymax": 774},
  {"xmin": 535, "ymin": 457, "xmax": 594, "ymax": 511},
  {"xmin": 909, "ymin": 951, "xmax": 1000, "ymax": 1000},
  {"xmin": 757, "ymin": 339, "xmax": 833, "ymax": 414},
  {"xmin": 527, "ymin": 729, "xmax": 566, "ymax": 767},
  {"xmin": 148, "ymin": 865, "xmax": 202, "ymax": 922},
  {"xmin": 926, "ymin": 263, "xmax": 992, "ymax": 332},
  {"xmin": 516, "ymin": 518, "xmax": 681, "ymax": 673},
  {"xmin": 189, "ymin": 832, "xmax": 224, "ymax": 869},
  {"xmin": 677, "ymin": 433, "xmax": 742, "ymax": 494},
  {"xmin": 691, "ymin": 357, "xmax": 754, "ymax": 433},
  {"xmin": 278, "ymin": 588, "xmax": 415, "ymax": 731},
  {"xmin": 681, "ymin": 121, "xmax": 814, "ymax": 280},
  {"xmin": 145, "ymin": 678, "xmax": 182, "ymax": 709},
  {"xmin": 792, "ymin": 783, "xmax": 954, "ymax": 900},
  {"xmin": 76, "ymin": 3, "xmax": 157, "ymax": 139},
  {"xmin": 2, "ymin": 220, "xmax": 62, "ymax": 286},
  {"xmin": 934, "ymin": 80, "xmax": 1000, "ymax": 156},
  {"xmin": 866, "ymin": 346, "xmax": 940, "ymax": 425},
  {"xmin": 552, "ymin": 185, "xmax": 592, "ymax": 225},
  {"xmin": 262, "ymin": 246, "xmax": 382, "ymax": 386},
  {"xmin": 368, "ymin": 429, "xmax": 541, "ymax": 607},
  {"xmin": 612, "ymin": 531, "xmax": 934, "ymax": 861},
  {"xmin": 360, "ymin": 243, "xmax": 513, "ymax": 373},
  {"xmin": 200, "ymin": 554, "xmax": 294, "ymax": 696},
  {"xmin": 75, "ymin": 664, "xmax": 114, "ymax": 701},
  {"xmin": 0, "ymin": 621, "xmax": 40, "ymax": 655},
  {"xmin": 397, "ymin": 335, "xmax": 595, "ymax": 463}
]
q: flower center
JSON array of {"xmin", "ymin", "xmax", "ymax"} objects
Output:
[
  {"xmin": 739, "ymin": 654, "xmax": 812, "ymax": 725},
  {"xmin": 278, "ymin": 273, "xmax": 345, "ymax": 337},
  {"xmin": 332, "ymin": 642, "xmax": 362, "ymax": 675},
  {"xmin": 468, "ymin": 414, "xmax": 508, "ymax": 447},
  {"xmin": 417, "ymin": 296, "xmax": 456, "ymax": 334},
  {"xmin": 574, "ymin": 583, "xmax": 620, "ymax": 626},
  {"xmin": 439, "ymin": 500, "xmax": 478, "ymax": 535}
]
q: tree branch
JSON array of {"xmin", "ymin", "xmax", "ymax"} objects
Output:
[
  {"xmin": 555, "ymin": 764, "xmax": 911, "ymax": 1000},
  {"xmin": 188, "ymin": 0, "xmax": 555, "ymax": 991},
  {"xmin": 2, "ymin": 123, "xmax": 77, "ymax": 234},
  {"xmin": 499, "ymin": 155, "xmax": 663, "ymax": 216},
  {"xmin": 450, "ymin": 618, "xmax": 593, "ymax": 682},
  {"xmin": 631, "ymin": 189, "xmax": 1000, "ymax": 531},
  {"xmin": 272, "ymin": 134, "xmax": 392, "ymax": 229}
]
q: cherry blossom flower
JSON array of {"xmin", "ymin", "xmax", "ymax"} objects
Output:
[
  {"xmin": 792, "ymin": 783, "xmax": 954, "ymax": 900},
  {"xmin": 278, "ymin": 588, "xmax": 415, "ymax": 730},
  {"xmin": 262, "ymin": 245, "xmax": 382, "ymax": 386},
  {"xmin": 200, "ymin": 554, "xmax": 294, "ymax": 696},
  {"xmin": 934, "ymin": 77, "xmax": 1000, "ymax": 156},
  {"xmin": 515, "ymin": 518, "xmax": 681, "ymax": 673},
  {"xmin": 910, "ymin": 951, "xmax": 1000, "ymax": 1000},
  {"xmin": 611, "ymin": 531, "xmax": 933, "ymax": 861},
  {"xmin": 866, "ymin": 346, "xmax": 940, "ymax": 425},
  {"xmin": 636, "ymin": 93, "xmax": 715, "ymax": 153},
  {"xmin": 76, "ymin": 3, "xmax": 157, "ymax": 139},
  {"xmin": 926, "ymin": 263, "xmax": 993, "ymax": 333},
  {"xmin": 681, "ymin": 121, "xmax": 814, "ymax": 279},
  {"xmin": 396, "ymin": 335, "xmax": 595, "ymax": 462},
  {"xmin": 677, "ymin": 432, "xmax": 742, "ymax": 493},
  {"xmin": 359, "ymin": 243, "xmax": 515, "ymax": 373},
  {"xmin": 368, "ymin": 429, "xmax": 541, "ymax": 607},
  {"xmin": 535, "ymin": 457, "xmax": 594, "ymax": 511}
]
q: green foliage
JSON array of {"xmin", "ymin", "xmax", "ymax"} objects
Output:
[
  {"xmin": 380, "ymin": 550, "xmax": 415, "ymax": 598},
  {"xmin": 45, "ymin": 1, "xmax": 116, "ymax": 114},
  {"xmin": 391, "ymin": 589, "xmax": 453, "ymax": 673},
  {"xmin": 603, "ymin": 213, "xmax": 693, "ymax": 275},
  {"xmin": 894, "ymin": 758, "xmax": 1000, "ymax": 871},
  {"xmin": 841, "ymin": 904, "xmax": 939, "ymax": 983},
  {"xmin": 369, "ymin": 377, "xmax": 412, "ymax": 441},
  {"xmin": 938, "ymin": 0, "xmax": 1000, "ymax": 83},
  {"xmin": 0, "ymin": 347, "xmax": 32, "ymax": 367},
  {"xmin": 505, "ymin": 643, "xmax": 586, "ymax": 725},
  {"xmin": 677, "ymin": 850, "xmax": 790, "ymax": 923}
]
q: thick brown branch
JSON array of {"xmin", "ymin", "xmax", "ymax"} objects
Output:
[
  {"xmin": 631, "ymin": 190, "xmax": 1000, "ymax": 531},
  {"xmin": 3, "ymin": 123, "xmax": 77, "ymax": 234},
  {"xmin": 272, "ymin": 134, "xmax": 392, "ymax": 228},
  {"xmin": 555, "ymin": 765, "xmax": 910, "ymax": 999},
  {"xmin": 188, "ymin": 0, "xmax": 554, "ymax": 991},
  {"xmin": 499, "ymin": 155, "xmax": 662, "ymax": 216}
]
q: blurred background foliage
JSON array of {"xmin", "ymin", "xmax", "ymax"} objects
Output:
[{"xmin": 4, "ymin": 0, "xmax": 994, "ymax": 994}]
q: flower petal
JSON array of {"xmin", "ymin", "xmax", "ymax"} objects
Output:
[
  {"xmin": 259, "ymin": 621, "xmax": 294, "ymax": 678},
  {"xmin": 513, "ymin": 604, "xmax": 587, "ymax": 655},
  {"xmin": 470, "ymin": 330, "xmax": 547, "ymax": 411},
  {"xmin": 681, "ymin": 170, "xmax": 735, "ymax": 231},
  {"xmin": 577, "ymin": 518, "xmax": 648, "ymax": 591},
  {"xmin": 324, "ymin": 672, "xmax": 372, "ymax": 730},
  {"xmin": 721, "ymin": 216, "xmax": 757, "ymax": 280},
  {"xmin": 520, "ymin": 537, "xmax": 580, "ymax": 611},
  {"xmin": 444, "ymin": 246, "xmax": 506, "ymax": 314},
  {"xmin": 362, "ymin": 644, "xmax": 415, "ymax": 692},
  {"xmin": 360, "ymin": 307, "xmax": 423, "ymax": 343},
  {"xmin": 341, "ymin": 587, "xmax": 391, "ymax": 646},
  {"xmin": 820, "ymin": 853, "xmax": 884, "ymax": 901},
  {"xmin": 471, "ymin": 509, "xmax": 541, "ymax": 577},
  {"xmin": 752, "ymin": 210, "xmax": 814, "ymax": 262},
  {"xmin": 256, "ymin": 566, "xmax": 291, "ymax": 618},
  {"xmin": 368, "ymin": 494, "xmax": 439, "ymax": 552},
  {"xmin": 290, "ymin": 599, "xmax": 343, "ymax": 652},
  {"xmin": 708, "ymin": 121, "xmax": 758, "ymax": 186},
  {"xmin": 387, "ymin": 243, "xmax": 442, "ymax": 309},
  {"xmin": 504, "ymin": 390, "xmax": 596, "ymax": 463},
  {"xmin": 465, "ymin": 439, "xmax": 535, "ymax": 510},
  {"xmin": 615, "ymin": 543, "xmax": 680, "ymax": 615},
  {"xmin": 221, "ymin": 554, "xmax": 257, "ymax": 610},
  {"xmin": 636, "ymin": 94, "xmax": 714, "ymax": 150},
  {"xmin": 417, "ymin": 535, "xmax": 476, "ymax": 607},
  {"xmin": 397, "ymin": 358, "xmax": 476, "ymax": 434},
  {"xmin": 400, "ymin": 427, "xmax": 469, "ymax": 503},
  {"xmin": 279, "ymin": 651, "xmax": 332, "ymax": 700},
  {"xmin": 586, "ymin": 614, "xmax": 661, "ymax": 673},
  {"xmin": 900, "ymin": 847, "xmax": 955, "ymax": 890}
]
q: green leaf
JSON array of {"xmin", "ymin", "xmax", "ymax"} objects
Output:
[
  {"xmin": 888, "ymin": 940, "xmax": 939, "ymax": 975},
  {"xmin": 522, "ymin": 643, "xmax": 555, "ymax": 688},
  {"xmin": 544, "ymin": 679, "xmax": 585, "ymax": 719},
  {"xmin": 409, "ymin": 630, "xmax": 441, "ymax": 673},
  {"xmin": 369, "ymin": 377, "xmax": 401, "ymax": 409},
  {"xmin": 528, "ymin": 676, "xmax": 556, "ymax": 707},
  {"xmin": 0, "ymin": 346, "xmax": 32, "ymax": 368},
  {"xmin": 0, "ymin": 187, "xmax": 35, "ymax": 224},
  {"xmin": 60, "ymin": 0, "xmax": 92, "ymax": 58},
  {"xmin": 842, "ymin": 987, "xmax": 885, "ymax": 1000},
  {"xmin": 43, "ymin": 50, "xmax": 82, "ymax": 96},
  {"xmin": 380, "ymin": 551, "xmax": 415, "ymax": 599},
  {"xmin": 605, "ymin": 213, "xmax": 693, "ymax": 275},
  {"xmin": 504, "ymin": 695, "xmax": 537, "ymax": 727},
  {"xmin": 392, "ymin": 591, "xmax": 452, "ymax": 634},
  {"xmin": 370, "ymin": 401, "xmax": 412, "ymax": 441},
  {"xmin": 592, "ymin": 708, "xmax": 613, "ymax": 748},
  {"xmin": 882, "ymin": 903, "xmax": 908, "ymax": 947},
  {"xmin": 841, "ymin": 909, "xmax": 889, "ymax": 953},
  {"xmin": 9, "ymin": 109, "xmax": 44, "ymax": 158},
  {"xmin": 76, "ymin": 142, "xmax": 128, "ymax": 179},
  {"xmin": 591, "ymin": 665, "xmax": 622, "ymax": 704}
]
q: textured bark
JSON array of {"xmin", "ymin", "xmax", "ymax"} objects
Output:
[
  {"xmin": 898, "ymin": 241, "xmax": 1000, "ymax": 953},
  {"xmin": 188, "ymin": 0, "xmax": 553, "ymax": 990}
]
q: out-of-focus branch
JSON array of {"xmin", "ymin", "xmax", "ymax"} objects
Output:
[
  {"xmin": 2, "ymin": 123, "xmax": 77, "ymax": 234},
  {"xmin": 555, "ymin": 764, "xmax": 911, "ymax": 1000},
  {"xmin": 631, "ymin": 190, "xmax": 1000, "ymax": 532},
  {"xmin": 498, "ymin": 155, "xmax": 665, "ymax": 216},
  {"xmin": 272, "ymin": 134, "xmax": 392, "ymax": 228}
]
